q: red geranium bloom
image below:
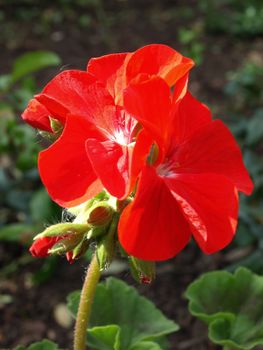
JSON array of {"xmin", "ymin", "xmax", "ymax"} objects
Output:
[
  {"xmin": 30, "ymin": 236, "xmax": 65, "ymax": 258},
  {"xmin": 22, "ymin": 98, "xmax": 54, "ymax": 132},
  {"xmin": 30, "ymin": 235, "xmax": 78, "ymax": 263},
  {"xmin": 118, "ymin": 76, "xmax": 254, "ymax": 261},
  {"xmin": 21, "ymin": 44, "xmax": 194, "ymax": 208}
]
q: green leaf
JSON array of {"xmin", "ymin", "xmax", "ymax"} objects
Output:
[
  {"xmin": 14, "ymin": 340, "xmax": 59, "ymax": 350},
  {"xmin": 88, "ymin": 325, "xmax": 121, "ymax": 350},
  {"xmin": 186, "ymin": 267, "xmax": 263, "ymax": 349},
  {"xmin": 27, "ymin": 340, "xmax": 59, "ymax": 350},
  {"xmin": 246, "ymin": 109, "xmax": 263, "ymax": 146},
  {"xmin": 32, "ymin": 256, "xmax": 58, "ymax": 285},
  {"xmin": 67, "ymin": 277, "xmax": 178, "ymax": 350},
  {"xmin": 30, "ymin": 188, "xmax": 60, "ymax": 223},
  {"xmin": 0, "ymin": 74, "xmax": 12, "ymax": 91},
  {"xmin": 130, "ymin": 341, "xmax": 163, "ymax": 350},
  {"xmin": 67, "ymin": 290, "xmax": 80, "ymax": 316},
  {"xmin": 0, "ymin": 223, "xmax": 37, "ymax": 243},
  {"xmin": 11, "ymin": 51, "xmax": 61, "ymax": 83}
]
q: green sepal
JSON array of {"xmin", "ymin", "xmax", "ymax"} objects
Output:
[
  {"xmin": 50, "ymin": 117, "xmax": 63, "ymax": 135},
  {"xmin": 38, "ymin": 118, "xmax": 64, "ymax": 142},
  {"xmin": 116, "ymin": 197, "xmax": 132, "ymax": 213},
  {"xmin": 72, "ymin": 236, "xmax": 90, "ymax": 260},
  {"xmin": 96, "ymin": 214, "xmax": 118, "ymax": 271},
  {"xmin": 129, "ymin": 257, "xmax": 156, "ymax": 284},
  {"xmin": 34, "ymin": 223, "xmax": 90, "ymax": 240},
  {"xmin": 48, "ymin": 233, "xmax": 84, "ymax": 255},
  {"xmin": 87, "ymin": 226, "xmax": 107, "ymax": 240}
]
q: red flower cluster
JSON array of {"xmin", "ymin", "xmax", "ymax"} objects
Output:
[{"xmin": 22, "ymin": 44, "xmax": 253, "ymax": 261}]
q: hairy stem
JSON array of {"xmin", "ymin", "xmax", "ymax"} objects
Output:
[{"xmin": 74, "ymin": 254, "xmax": 101, "ymax": 350}]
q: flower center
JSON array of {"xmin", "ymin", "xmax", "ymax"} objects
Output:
[{"xmin": 157, "ymin": 159, "xmax": 180, "ymax": 178}]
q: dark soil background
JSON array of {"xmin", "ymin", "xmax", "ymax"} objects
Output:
[{"xmin": 0, "ymin": 0, "xmax": 263, "ymax": 349}]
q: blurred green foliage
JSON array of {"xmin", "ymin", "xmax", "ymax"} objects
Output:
[
  {"xmin": 225, "ymin": 62, "xmax": 263, "ymax": 112},
  {"xmin": 178, "ymin": 25, "xmax": 205, "ymax": 65},
  {"xmin": 224, "ymin": 59, "xmax": 263, "ymax": 272},
  {"xmin": 0, "ymin": 51, "xmax": 62, "ymax": 246},
  {"xmin": 200, "ymin": 0, "xmax": 263, "ymax": 37}
]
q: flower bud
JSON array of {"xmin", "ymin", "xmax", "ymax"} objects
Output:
[
  {"xmin": 30, "ymin": 222, "xmax": 90, "ymax": 262},
  {"xmin": 48, "ymin": 234, "xmax": 84, "ymax": 255},
  {"xmin": 87, "ymin": 203, "xmax": 114, "ymax": 228},
  {"xmin": 30, "ymin": 236, "xmax": 64, "ymax": 257},
  {"xmin": 34, "ymin": 223, "xmax": 90, "ymax": 240},
  {"xmin": 129, "ymin": 257, "xmax": 156, "ymax": 284},
  {"xmin": 60, "ymin": 237, "xmax": 90, "ymax": 263}
]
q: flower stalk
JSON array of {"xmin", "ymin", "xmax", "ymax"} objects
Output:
[{"xmin": 74, "ymin": 254, "xmax": 101, "ymax": 350}]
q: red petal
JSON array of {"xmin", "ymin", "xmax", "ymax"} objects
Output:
[
  {"xmin": 164, "ymin": 173, "xmax": 239, "ymax": 253},
  {"xmin": 86, "ymin": 139, "xmax": 132, "ymax": 199},
  {"xmin": 30, "ymin": 236, "xmax": 64, "ymax": 257},
  {"xmin": 86, "ymin": 129, "xmax": 153, "ymax": 199},
  {"xmin": 172, "ymin": 92, "xmax": 212, "ymax": 144},
  {"xmin": 36, "ymin": 70, "xmax": 116, "ymax": 126},
  {"xmin": 66, "ymin": 252, "xmax": 75, "ymax": 264},
  {"xmin": 123, "ymin": 76, "xmax": 172, "ymax": 154},
  {"xmin": 87, "ymin": 52, "xmax": 131, "ymax": 103},
  {"xmin": 35, "ymin": 94, "xmax": 68, "ymax": 124},
  {"xmin": 172, "ymin": 73, "xmax": 189, "ymax": 104},
  {"xmin": 38, "ymin": 115, "xmax": 104, "ymax": 208},
  {"xmin": 126, "ymin": 44, "xmax": 194, "ymax": 87},
  {"xmin": 171, "ymin": 120, "xmax": 254, "ymax": 194},
  {"xmin": 22, "ymin": 99, "xmax": 53, "ymax": 132},
  {"xmin": 129, "ymin": 129, "xmax": 153, "ymax": 195},
  {"xmin": 118, "ymin": 165, "xmax": 191, "ymax": 260}
]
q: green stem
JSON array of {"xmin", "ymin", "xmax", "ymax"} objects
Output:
[{"xmin": 74, "ymin": 254, "xmax": 101, "ymax": 350}]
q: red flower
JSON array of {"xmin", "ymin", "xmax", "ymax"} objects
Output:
[
  {"xmin": 22, "ymin": 99, "xmax": 53, "ymax": 132},
  {"xmin": 29, "ymin": 234, "xmax": 85, "ymax": 263},
  {"xmin": 118, "ymin": 76, "xmax": 254, "ymax": 260},
  {"xmin": 30, "ymin": 236, "xmax": 66, "ymax": 258},
  {"xmin": 21, "ymin": 45, "xmax": 194, "ymax": 208}
]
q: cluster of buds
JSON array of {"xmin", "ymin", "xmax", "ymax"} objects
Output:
[
  {"xmin": 30, "ymin": 192, "xmax": 156, "ymax": 283},
  {"xmin": 30, "ymin": 192, "xmax": 115, "ymax": 265}
]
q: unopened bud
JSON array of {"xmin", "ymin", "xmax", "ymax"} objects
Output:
[
  {"xmin": 129, "ymin": 257, "xmax": 156, "ymax": 284},
  {"xmin": 34, "ymin": 223, "xmax": 90, "ymax": 240},
  {"xmin": 48, "ymin": 233, "xmax": 84, "ymax": 255},
  {"xmin": 87, "ymin": 203, "xmax": 114, "ymax": 228}
]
